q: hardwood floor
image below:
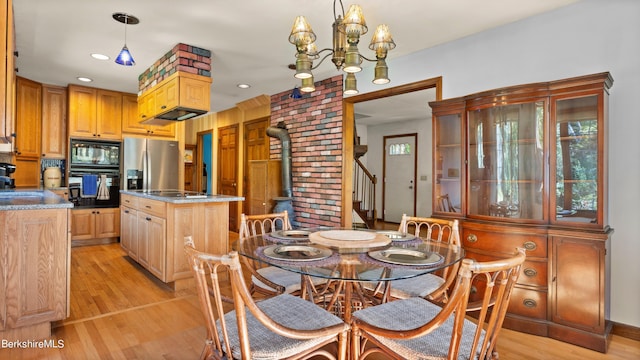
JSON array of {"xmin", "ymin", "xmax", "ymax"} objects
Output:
[{"xmin": 1, "ymin": 235, "xmax": 638, "ymax": 359}]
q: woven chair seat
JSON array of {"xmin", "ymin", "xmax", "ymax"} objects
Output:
[
  {"xmin": 253, "ymin": 266, "xmax": 327, "ymax": 293},
  {"xmin": 220, "ymin": 294, "xmax": 345, "ymax": 359},
  {"xmin": 352, "ymin": 297, "xmax": 485, "ymax": 360},
  {"xmin": 360, "ymin": 268, "xmax": 445, "ymax": 298}
]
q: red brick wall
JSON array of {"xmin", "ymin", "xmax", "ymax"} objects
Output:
[
  {"xmin": 270, "ymin": 76, "xmax": 343, "ymax": 228},
  {"xmin": 138, "ymin": 43, "xmax": 211, "ymax": 93}
]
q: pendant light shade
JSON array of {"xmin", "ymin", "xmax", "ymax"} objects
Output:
[{"xmin": 113, "ymin": 13, "xmax": 139, "ymax": 66}]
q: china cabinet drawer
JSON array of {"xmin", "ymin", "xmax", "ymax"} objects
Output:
[
  {"xmin": 508, "ymin": 287, "xmax": 547, "ymax": 320},
  {"xmin": 137, "ymin": 198, "xmax": 166, "ymax": 218},
  {"xmin": 464, "ymin": 250, "xmax": 547, "ymax": 287},
  {"xmin": 462, "ymin": 228, "xmax": 547, "ymax": 258}
]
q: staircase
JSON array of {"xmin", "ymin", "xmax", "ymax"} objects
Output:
[{"xmin": 353, "ymin": 156, "xmax": 377, "ymax": 229}]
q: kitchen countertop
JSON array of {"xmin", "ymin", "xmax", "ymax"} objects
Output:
[
  {"xmin": 0, "ymin": 189, "xmax": 74, "ymax": 210},
  {"xmin": 121, "ymin": 190, "xmax": 244, "ymax": 204}
]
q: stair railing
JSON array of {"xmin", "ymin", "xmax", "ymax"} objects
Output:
[{"xmin": 353, "ymin": 157, "xmax": 377, "ymax": 225}]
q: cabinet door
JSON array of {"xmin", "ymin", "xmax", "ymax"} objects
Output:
[
  {"xmin": 551, "ymin": 236, "xmax": 607, "ymax": 333},
  {"xmin": 147, "ymin": 215, "xmax": 166, "ymax": 280},
  {"xmin": 12, "ymin": 157, "xmax": 40, "ymax": 188},
  {"xmin": 1, "ymin": 0, "xmax": 15, "ymax": 144},
  {"xmin": 433, "ymin": 111, "xmax": 463, "ymax": 215},
  {"xmin": 138, "ymin": 91, "xmax": 155, "ymax": 122},
  {"xmin": 70, "ymin": 208, "xmax": 96, "ymax": 240},
  {"xmin": 155, "ymin": 77, "xmax": 178, "ymax": 115},
  {"xmin": 146, "ymin": 123, "xmax": 176, "ymax": 138},
  {"xmin": 137, "ymin": 212, "xmax": 152, "ymax": 269},
  {"xmin": 467, "ymin": 101, "xmax": 546, "ymax": 221},
  {"xmin": 180, "ymin": 76, "xmax": 210, "ymax": 111},
  {"xmin": 120, "ymin": 206, "xmax": 138, "ymax": 259},
  {"xmin": 96, "ymin": 89, "xmax": 122, "ymax": 140},
  {"xmin": 550, "ymin": 93, "xmax": 604, "ymax": 227},
  {"xmin": 15, "ymin": 77, "xmax": 41, "ymax": 158},
  {"xmin": 122, "ymin": 93, "xmax": 147, "ymax": 135},
  {"xmin": 68, "ymin": 85, "xmax": 97, "ymax": 138},
  {"xmin": 4, "ymin": 209, "xmax": 67, "ymax": 329},
  {"xmin": 95, "ymin": 208, "xmax": 120, "ymax": 238},
  {"xmin": 41, "ymin": 85, "xmax": 67, "ymax": 158}
]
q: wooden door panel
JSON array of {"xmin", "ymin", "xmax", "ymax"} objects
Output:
[
  {"xmin": 243, "ymin": 118, "xmax": 270, "ymax": 214},
  {"xmin": 218, "ymin": 124, "xmax": 238, "ymax": 230}
]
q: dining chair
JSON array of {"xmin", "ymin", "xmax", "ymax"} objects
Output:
[
  {"xmin": 351, "ymin": 248, "xmax": 526, "ymax": 360},
  {"xmin": 185, "ymin": 237, "xmax": 350, "ymax": 360},
  {"xmin": 238, "ymin": 211, "xmax": 327, "ymax": 296},
  {"xmin": 363, "ymin": 215, "xmax": 461, "ymax": 303}
]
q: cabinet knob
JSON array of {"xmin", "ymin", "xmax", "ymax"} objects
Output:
[
  {"xmin": 124, "ymin": 210, "xmax": 130, "ymax": 214},
  {"xmin": 146, "ymin": 217, "xmax": 152, "ymax": 221},
  {"xmin": 467, "ymin": 234, "xmax": 478, "ymax": 243},
  {"xmin": 523, "ymin": 241, "xmax": 537, "ymax": 251},
  {"xmin": 523, "ymin": 299, "xmax": 537, "ymax": 308},
  {"xmin": 523, "ymin": 268, "xmax": 537, "ymax": 277},
  {"xmin": 161, "ymin": 105, "xmax": 167, "ymax": 109}
]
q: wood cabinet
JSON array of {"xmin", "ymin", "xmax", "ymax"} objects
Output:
[
  {"xmin": 0, "ymin": 207, "xmax": 69, "ymax": 340},
  {"xmin": 41, "ymin": 84, "xmax": 67, "ymax": 158},
  {"xmin": 247, "ymin": 159, "xmax": 281, "ymax": 215},
  {"xmin": 70, "ymin": 207, "xmax": 120, "ymax": 246},
  {"xmin": 430, "ymin": 72, "xmax": 613, "ymax": 352},
  {"xmin": 0, "ymin": 0, "xmax": 15, "ymax": 144},
  {"xmin": 120, "ymin": 193, "xmax": 231, "ymax": 288},
  {"xmin": 68, "ymin": 85, "xmax": 122, "ymax": 140},
  {"xmin": 137, "ymin": 71, "xmax": 211, "ymax": 126},
  {"xmin": 123, "ymin": 93, "xmax": 175, "ymax": 137},
  {"xmin": 14, "ymin": 77, "xmax": 41, "ymax": 158}
]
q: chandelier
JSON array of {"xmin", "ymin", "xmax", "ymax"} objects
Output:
[{"xmin": 288, "ymin": 0, "xmax": 396, "ymax": 95}]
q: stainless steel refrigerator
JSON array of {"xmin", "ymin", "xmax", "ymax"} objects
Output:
[{"xmin": 122, "ymin": 137, "xmax": 180, "ymax": 191}]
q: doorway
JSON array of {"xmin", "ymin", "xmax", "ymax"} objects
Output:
[
  {"xmin": 383, "ymin": 134, "xmax": 417, "ymax": 222},
  {"xmin": 218, "ymin": 124, "xmax": 239, "ymax": 231}
]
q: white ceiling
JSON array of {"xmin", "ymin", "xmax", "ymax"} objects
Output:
[{"xmin": 13, "ymin": 0, "xmax": 579, "ymax": 114}]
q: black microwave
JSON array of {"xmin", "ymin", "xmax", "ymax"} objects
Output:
[{"xmin": 70, "ymin": 139, "xmax": 121, "ymax": 169}]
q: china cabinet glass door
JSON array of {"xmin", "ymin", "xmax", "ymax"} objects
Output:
[
  {"xmin": 433, "ymin": 113, "xmax": 462, "ymax": 214},
  {"xmin": 467, "ymin": 101, "xmax": 545, "ymax": 221},
  {"xmin": 552, "ymin": 94, "xmax": 601, "ymax": 226}
]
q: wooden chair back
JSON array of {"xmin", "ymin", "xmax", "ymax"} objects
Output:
[
  {"xmin": 397, "ymin": 214, "xmax": 460, "ymax": 302},
  {"xmin": 185, "ymin": 237, "xmax": 350, "ymax": 360},
  {"xmin": 352, "ymin": 248, "xmax": 526, "ymax": 360}
]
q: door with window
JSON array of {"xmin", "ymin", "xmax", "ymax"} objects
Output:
[{"xmin": 383, "ymin": 134, "xmax": 417, "ymax": 223}]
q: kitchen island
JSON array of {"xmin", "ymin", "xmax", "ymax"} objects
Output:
[
  {"xmin": 0, "ymin": 190, "xmax": 72, "ymax": 341},
  {"xmin": 120, "ymin": 190, "xmax": 243, "ymax": 289}
]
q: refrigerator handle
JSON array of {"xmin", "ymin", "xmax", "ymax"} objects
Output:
[{"xmin": 143, "ymin": 149, "xmax": 149, "ymax": 190}]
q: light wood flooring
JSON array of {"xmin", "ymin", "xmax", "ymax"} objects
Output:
[{"xmin": 1, "ymin": 234, "xmax": 638, "ymax": 359}]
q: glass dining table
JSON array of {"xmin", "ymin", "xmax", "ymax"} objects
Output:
[{"xmin": 233, "ymin": 228, "xmax": 465, "ymax": 322}]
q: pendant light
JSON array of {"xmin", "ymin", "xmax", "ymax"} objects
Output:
[{"xmin": 113, "ymin": 13, "xmax": 139, "ymax": 66}]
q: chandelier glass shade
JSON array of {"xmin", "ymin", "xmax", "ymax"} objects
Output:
[{"xmin": 288, "ymin": 0, "xmax": 395, "ymax": 93}]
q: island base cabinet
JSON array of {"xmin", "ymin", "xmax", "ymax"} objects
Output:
[{"xmin": 0, "ymin": 208, "xmax": 69, "ymax": 340}]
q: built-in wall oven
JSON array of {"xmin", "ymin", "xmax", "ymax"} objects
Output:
[{"xmin": 68, "ymin": 139, "xmax": 121, "ymax": 208}]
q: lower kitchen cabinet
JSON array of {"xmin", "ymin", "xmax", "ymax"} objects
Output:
[
  {"xmin": 0, "ymin": 208, "xmax": 69, "ymax": 340},
  {"xmin": 120, "ymin": 193, "xmax": 231, "ymax": 288},
  {"xmin": 70, "ymin": 207, "xmax": 120, "ymax": 246}
]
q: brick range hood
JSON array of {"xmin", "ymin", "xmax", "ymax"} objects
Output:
[{"xmin": 138, "ymin": 43, "xmax": 212, "ymax": 124}]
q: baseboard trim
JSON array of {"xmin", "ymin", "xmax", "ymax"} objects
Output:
[{"xmin": 612, "ymin": 321, "xmax": 640, "ymax": 341}]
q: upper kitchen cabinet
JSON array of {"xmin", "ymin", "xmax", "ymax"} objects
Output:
[
  {"xmin": 0, "ymin": 0, "xmax": 16, "ymax": 145},
  {"xmin": 68, "ymin": 85, "xmax": 122, "ymax": 140},
  {"xmin": 138, "ymin": 71, "xmax": 211, "ymax": 126},
  {"xmin": 14, "ymin": 77, "xmax": 41, "ymax": 159},
  {"xmin": 41, "ymin": 84, "xmax": 67, "ymax": 159},
  {"xmin": 429, "ymin": 72, "xmax": 613, "ymax": 352},
  {"xmin": 122, "ymin": 93, "xmax": 175, "ymax": 138}
]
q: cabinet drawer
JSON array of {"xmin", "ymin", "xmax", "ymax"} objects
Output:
[
  {"xmin": 508, "ymin": 287, "xmax": 547, "ymax": 320},
  {"xmin": 462, "ymin": 228, "xmax": 547, "ymax": 258},
  {"xmin": 137, "ymin": 197, "xmax": 166, "ymax": 218},
  {"xmin": 121, "ymin": 194, "xmax": 138, "ymax": 208},
  {"xmin": 463, "ymin": 250, "xmax": 547, "ymax": 287}
]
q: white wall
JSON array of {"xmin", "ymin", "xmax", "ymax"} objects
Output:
[
  {"xmin": 355, "ymin": 0, "xmax": 640, "ymax": 327},
  {"xmin": 360, "ymin": 118, "xmax": 432, "ymax": 219}
]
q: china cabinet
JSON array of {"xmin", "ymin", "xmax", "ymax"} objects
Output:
[{"xmin": 430, "ymin": 72, "xmax": 613, "ymax": 352}]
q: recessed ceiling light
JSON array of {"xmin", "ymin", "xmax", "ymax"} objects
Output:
[
  {"xmin": 91, "ymin": 53, "xmax": 110, "ymax": 60},
  {"xmin": 237, "ymin": 83, "xmax": 251, "ymax": 89},
  {"xmin": 77, "ymin": 77, "xmax": 93, "ymax": 82}
]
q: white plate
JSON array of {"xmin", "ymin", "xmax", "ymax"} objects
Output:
[
  {"xmin": 270, "ymin": 229, "xmax": 312, "ymax": 240},
  {"xmin": 376, "ymin": 230, "xmax": 416, "ymax": 242},
  {"xmin": 262, "ymin": 244, "xmax": 332, "ymax": 261},
  {"xmin": 319, "ymin": 230, "xmax": 376, "ymax": 241},
  {"xmin": 368, "ymin": 247, "xmax": 443, "ymax": 266}
]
